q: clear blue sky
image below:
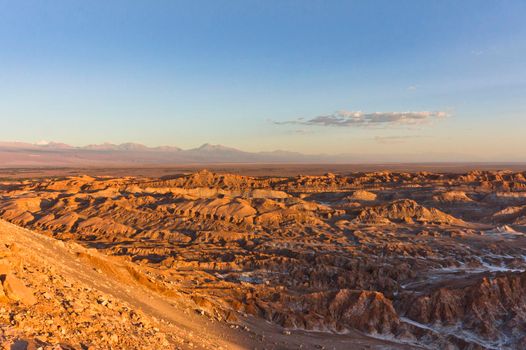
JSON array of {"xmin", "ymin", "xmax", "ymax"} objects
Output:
[{"xmin": 1, "ymin": 0, "xmax": 525, "ymax": 160}]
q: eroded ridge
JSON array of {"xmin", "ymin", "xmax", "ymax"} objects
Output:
[{"xmin": 1, "ymin": 169, "xmax": 526, "ymax": 349}]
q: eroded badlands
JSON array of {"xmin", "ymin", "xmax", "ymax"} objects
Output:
[{"xmin": 1, "ymin": 169, "xmax": 526, "ymax": 349}]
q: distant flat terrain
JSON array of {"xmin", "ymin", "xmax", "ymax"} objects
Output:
[
  {"xmin": 1, "ymin": 162, "xmax": 526, "ymax": 179},
  {"xmin": 2, "ymin": 142, "xmax": 524, "ymax": 171}
]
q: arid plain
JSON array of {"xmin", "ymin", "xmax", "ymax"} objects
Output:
[{"xmin": 1, "ymin": 166, "xmax": 526, "ymax": 349}]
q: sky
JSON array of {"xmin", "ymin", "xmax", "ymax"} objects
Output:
[{"xmin": 0, "ymin": 0, "xmax": 525, "ymax": 161}]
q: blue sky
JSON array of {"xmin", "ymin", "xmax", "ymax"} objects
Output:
[{"xmin": 1, "ymin": 0, "xmax": 525, "ymax": 160}]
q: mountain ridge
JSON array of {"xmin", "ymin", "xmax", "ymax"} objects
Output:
[
  {"xmin": 0, "ymin": 141, "xmax": 328, "ymax": 166},
  {"xmin": 0, "ymin": 140, "xmax": 520, "ymax": 166}
]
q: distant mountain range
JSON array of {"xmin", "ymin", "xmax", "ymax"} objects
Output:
[
  {"xmin": 0, "ymin": 141, "xmax": 518, "ymax": 167},
  {"xmin": 0, "ymin": 141, "xmax": 332, "ymax": 166}
]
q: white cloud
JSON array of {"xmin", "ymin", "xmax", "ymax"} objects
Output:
[
  {"xmin": 35, "ymin": 140, "xmax": 51, "ymax": 145},
  {"xmin": 276, "ymin": 110, "xmax": 449, "ymax": 128}
]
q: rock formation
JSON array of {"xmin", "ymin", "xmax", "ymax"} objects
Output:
[{"xmin": 0, "ymin": 169, "xmax": 526, "ymax": 349}]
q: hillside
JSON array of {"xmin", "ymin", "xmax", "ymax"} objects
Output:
[{"xmin": 0, "ymin": 219, "xmax": 251, "ymax": 349}]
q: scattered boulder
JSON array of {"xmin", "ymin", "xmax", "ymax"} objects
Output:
[{"xmin": 1, "ymin": 273, "xmax": 37, "ymax": 306}]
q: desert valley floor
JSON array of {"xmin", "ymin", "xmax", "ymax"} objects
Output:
[{"xmin": 1, "ymin": 167, "xmax": 526, "ymax": 349}]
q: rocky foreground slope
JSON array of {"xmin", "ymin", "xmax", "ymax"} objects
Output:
[
  {"xmin": 1, "ymin": 169, "xmax": 526, "ymax": 349},
  {"xmin": 0, "ymin": 220, "xmax": 262, "ymax": 350}
]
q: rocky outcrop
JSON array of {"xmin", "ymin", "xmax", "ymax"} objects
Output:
[
  {"xmin": 401, "ymin": 272, "xmax": 526, "ymax": 346},
  {"xmin": 353, "ymin": 199, "xmax": 465, "ymax": 225},
  {"xmin": 291, "ymin": 289, "xmax": 401, "ymax": 334},
  {"xmin": 242, "ymin": 289, "xmax": 401, "ymax": 335},
  {"xmin": 492, "ymin": 205, "xmax": 526, "ymax": 225},
  {"xmin": 433, "ymin": 191, "xmax": 473, "ymax": 203},
  {"xmin": 346, "ymin": 190, "xmax": 378, "ymax": 201}
]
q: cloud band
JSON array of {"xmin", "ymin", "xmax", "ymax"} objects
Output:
[{"xmin": 276, "ymin": 110, "xmax": 449, "ymax": 128}]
